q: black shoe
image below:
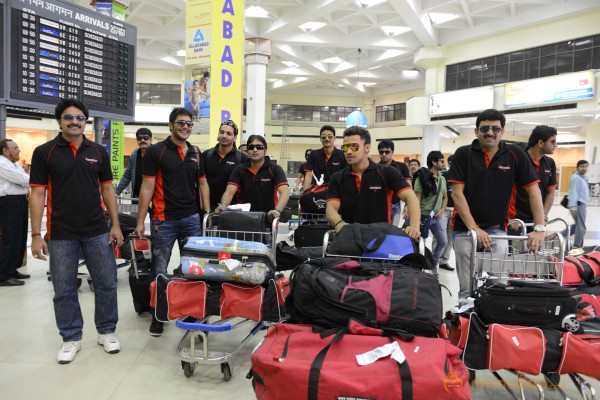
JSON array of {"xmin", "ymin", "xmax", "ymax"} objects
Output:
[
  {"xmin": 149, "ymin": 317, "xmax": 164, "ymax": 336},
  {"xmin": 0, "ymin": 278, "xmax": 25, "ymax": 286},
  {"xmin": 12, "ymin": 271, "xmax": 31, "ymax": 279},
  {"xmin": 439, "ymin": 263, "xmax": 455, "ymax": 271}
]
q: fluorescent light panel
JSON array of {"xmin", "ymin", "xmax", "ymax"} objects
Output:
[{"xmin": 246, "ymin": 5, "xmax": 272, "ymax": 18}]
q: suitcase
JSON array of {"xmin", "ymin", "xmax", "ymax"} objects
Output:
[
  {"xmin": 249, "ymin": 321, "xmax": 472, "ymax": 400},
  {"xmin": 127, "ymin": 237, "xmax": 152, "ymax": 314},
  {"xmin": 293, "ymin": 219, "xmax": 331, "ymax": 247},
  {"xmin": 474, "ymin": 281, "xmax": 579, "ymax": 332},
  {"xmin": 180, "ymin": 236, "xmax": 275, "ymax": 285}
]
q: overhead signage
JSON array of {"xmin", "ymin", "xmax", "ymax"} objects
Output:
[
  {"xmin": 6, "ymin": 0, "xmax": 137, "ymax": 120},
  {"xmin": 429, "ymin": 86, "xmax": 494, "ymax": 116},
  {"xmin": 504, "ymin": 70, "xmax": 594, "ymax": 108}
]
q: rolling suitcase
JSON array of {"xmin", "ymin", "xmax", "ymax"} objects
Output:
[{"xmin": 127, "ymin": 236, "xmax": 152, "ymax": 314}]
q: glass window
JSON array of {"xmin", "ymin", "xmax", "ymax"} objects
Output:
[
  {"xmin": 312, "ymin": 111, "xmax": 321, "ymax": 121},
  {"xmin": 468, "ymin": 69, "xmax": 482, "ymax": 88},
  {"xmin": 540, "ymin": 55, "xmax": 556, "ymax": 77},
  {"xmin": 510, "ymin": 51, "xmax": 525, "ymax": 62},
  {"xmin": 572, "ymin": 37, "xmax": 593, "ymax": 50},
  {"xmin": 541, "ymin": 44, "xmax": 556, "ymax": 57},
  {"xmin": 457, "ymin": 61, "xmax": 470, "ymax": 72},
  {"xmin": 556, "ymin": 52, "xmax": 573, "ymax": 74},
  {"xmin": 457, "ymin": 71, "xmax": 469, "ymax": 90},
  {"xmin": 482, "ymin": 67, "xmax": 495, "ymax": 86},
  {"xmin": 446, "ymin": 64, "xmax": 458, "ymax": 74},
  {"xmin": 592, "ymin": 48, "xmax": 600, "ymax": 69},
  {"xmin": 509, "ymin": 61, "xmax": 524, "ymax": 82},
  {"xmin": 495, "ymin": 53, "xmax": 509, "ymax": 64},
  {"xmin": 494, "ymin": 64, "xmax": 508, "ymax": 84},
  {"xmin": 573, "ymin": 49, "xmax": 592, "ymax": 71},
  {"xmin": 556, "ymin": 41, "xmax": 572, "ymax": 54},
  {"xmin": 523, "ymin": 48, "xmax": 540, "ymax": 59},
  {"xmin": 445, "ymin": 73, "xmax": 458, "ymax": 91},
  {"xmin": 523, "ymin": 58, "xmax": 540, "ymax": 80}
]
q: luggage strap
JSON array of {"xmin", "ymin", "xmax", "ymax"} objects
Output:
[{"xmin": 307, "ymin": 328, "xmax": 413, "ymax": 400}]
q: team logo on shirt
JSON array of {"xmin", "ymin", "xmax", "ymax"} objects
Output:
[
  {"xmin": 84, "ymin": 157, "xmax": 99, "ymax": 164},
  {"xmin": 260, "ymin": 178, "xmax": 272, "ymax": 182},
  {"xmin": 544, "ymin": 169, "xmax": 551, "ymax": 175},
  {"xmin": 498, "ymin": 165, "xmax": 511, "ymax": 172},
  {"xmin": 226, "ymin": 161, "xmax": 235, "ymax": 165},
  {"xmin": 369, "ymin": 185, "xmax": 382, "ymax": 191},
  {"xmin": 331, "ymin": 162, "xmax": 340, "ymax": 166}
]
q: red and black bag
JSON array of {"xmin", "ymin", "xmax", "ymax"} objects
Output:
[
  {"xmin": 300, "ymin": 184, "xmax": 327, "ymax": 215},
  {"xmin": 487, "ymin": 324, "xmax": 546, "ymax": 375},
  {"xmin": 286, "ymin": 257, "xmax": 442, "ymax": 337},
  {"xmin": 249, "ymin": 321, "xmax": 472, "ymax": 400},
  {"xmin": 558, "ymin": 331, "xmax": 600, "ymax": 379},
  {"xmin": 563, "ymin": 252, "xmax": 600, "ymax": 286}
]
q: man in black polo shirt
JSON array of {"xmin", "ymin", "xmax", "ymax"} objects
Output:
[
  {"xmin": 30, "ymin": 99, "xmax": 124, "ymax": 364},
  {"xmin": 202, "ymin": 120, "xmax": 248, "ymax": 211},
  {"xmin": 302, "ymin": 125, "xmax": 347, "ymax": 191},
  {"xmin": 447, "ymin": 109, "xmax": 546, "ymax": 305},
  {"xmin": 378, "ymin": 139, "xmax": 410, "ymax": 226},
  {"xmin": 217, "ymin": 135, "xmax": 289, "ymax": 218},
  {"xmin": 134, "ymin": 107, "xmax": 210, "ymax": 336},
  {"xmin": 115, "ymin": 127, "xmax": 152, "ymax": 200},
  {"xmin": 508, "ymin": 125, "xmax": 557, "ymax": 227},
  {"xmin": 326, "ymin": 126, "xmax": 421, "ymax": 239}
]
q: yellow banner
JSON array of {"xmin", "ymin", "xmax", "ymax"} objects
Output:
[
  {"xmin": 186, "ymin": 0, "xmax": 212, "ymax": 65},
  {"xmin": 210, "ymin": 0, "xmax": 244, "ymax": 145},
  {"xmin": 110, "ymin": 121, "xmax": 124, "ymax": 180}
]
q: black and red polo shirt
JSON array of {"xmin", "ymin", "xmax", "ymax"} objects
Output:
[
  {"xmin": 447, "ymin": 139, "xmax": 539, "ymax": 232},
  {"xmin": 305, "ymin": 147, "xmax": 347, "ymax": 184},
  {"xmin": 508, "ymin": 149, "xmax": 557, "ymax": 222},
  {"xmin": 227, "ymin": 156, "xmax": 288, "ymax": 212},
  {"xmin": 327, "ymin": 159, "xmax": 411, "ymax": 224},
  {"xmin": 380, "ymin": 159, "xmax": 411, "ymax": 204},
  {"xmin": 202, "ymin": 144, "xmax": 248, "ymax": 210},
  {"xmin": 29, "ymin": 133, "xmax": 112, "ymax": 240},
  {"xmin": 142, "ymin": 137, "xmax": 205, "ymax": 221}
]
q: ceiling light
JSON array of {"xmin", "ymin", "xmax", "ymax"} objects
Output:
[
  {"xmin": 402, "ymin": 69, "xmax": 420, "ymax": 78},
  {"xmin": 282, "ymin": 61, "xmax": 299, "ymax": 68},
  {"xmin": 299, "ymin": 21, "xmax": 325, "ymax": 33},
  {"xmin": 246, "ymin": 5, "xmax": 272, "ymax": 18},
  {"xmin": 160, "ymin": 56, "xmax": 183, "ymax": 67},
  {"xmin": 322, "ymin": 56, "xmax": 343, "ymax": 64},
  {"xmin": 380, "ymin": 25, "xmax": 411, "ymax": 37},
  {"xmin": 175, "ymin": 50, "xmax": 185, "ymax": 57},
  {"xmin": 428, "ymin": 12, "xmax": 460, "ymax": 25}
]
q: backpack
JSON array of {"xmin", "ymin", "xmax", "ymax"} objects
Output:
[{"xmin": 412, "ymin": 167, "xmax": 437, "ymax": 197}]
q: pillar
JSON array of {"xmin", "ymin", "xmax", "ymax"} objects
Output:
[{"xmin": 245, "ymin": 38, "xmax": 271, "ymax": 137}]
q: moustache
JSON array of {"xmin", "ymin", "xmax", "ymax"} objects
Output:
[
  {"xmin": 67, "ymin": 124, "xmax": 81, "ymax": 128},
  {"xmin": 483, "ymin": 134, "xmax": 496, "ymax": 139}
]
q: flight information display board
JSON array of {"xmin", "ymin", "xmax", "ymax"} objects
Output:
[{"xmin": 7, "ymin": 0, "xmax": 136, "ymax": 120}]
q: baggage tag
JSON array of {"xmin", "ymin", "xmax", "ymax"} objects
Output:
[
  {"xmin": 220, "ymin": 258, "xmax": 242, "ymax": 271},
  {"xmin": 356, "ymin": 341, "xmax": 406, "ymax": 366}
]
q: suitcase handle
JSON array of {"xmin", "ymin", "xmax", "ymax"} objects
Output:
[{"xmin": 514, "ymin": 305, "xmax": 546, "ymax": 315}]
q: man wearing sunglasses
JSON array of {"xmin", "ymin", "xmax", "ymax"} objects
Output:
[
  {"xmin": 202, "ymin": 119, "xmax": 248, "ymax": 211},
  {"xmin": 326, "ymin": 126, "xmax": 421, "ymax": 239},
  {"xmin": 217, "ymin": 135, "xmax": 289, "ymax": 219},
  {"xmin": 378, "ymin": 140, "xmax": 411, "ymax": 226},
  {"xmin": 135, "ymin": 107, "xmax": 210, "ymax": 336},
  {"xmin": 29, "ymin": 99, "xmax": 124, "ymax": 363},
  {"xmin": 115, "ymin": 128, "xmax": 153, "ymax": 200},
  {"xmin": 447, "ymin": 108, "xmax": 546, "ymax": 306},
  {"xmin": 302, "ymin": 125, "xmax": 347, "ymax": 192}
]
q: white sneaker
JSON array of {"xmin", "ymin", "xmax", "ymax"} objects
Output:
[
  {"xmin": 98, "ymin": 333, "xmax": 120, "ymax": 354},
  {"xmin": 57, "ymin": 341, "xmax": 81, "ymax": 364}
]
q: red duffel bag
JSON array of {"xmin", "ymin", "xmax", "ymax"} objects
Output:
[{"xmin": 249, "ymin": 321, "xmax": 471, "ymax": 400}]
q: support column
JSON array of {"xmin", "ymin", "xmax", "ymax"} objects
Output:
[
  {"xmin": 422, "ymin": 125, "xmax": 441, "ymax": 160},
  {"xmin": 585, "ymin": 124, "xmax": 600, "ymax": 164},
  {"xmin": 245, "ymin": 38, "xmax": 271, "ymax": 137},
  {"xmin": 0, "ymin": 105, "xmax": 6, "ymax": 141}
]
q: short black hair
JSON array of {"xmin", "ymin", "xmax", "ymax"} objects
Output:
[
  {"xmin": 247, "ymin": 134, "xmax": 267, "ymax": 149},
  {"xmin": 343, "ymin": 126, "xmax": 371, "ymax": 144},
  {"xmin": 320, "ymin": 125, "xmax": 336, "ymax": 137},
  {"xmin": 577, "ymin": 160, "xmax": 589, "ymax": 168},
  {"xmin": 378, "ymin": 139, "xmax": 394, "ymax": 151},
  {"xmin": 304, "ymin": 149, "xmax": 312, "ymax": 161},
  {"xmin": 426, "ymin": 151, "xmax": 444, "ymax": 168},
  {"xmin": 55, "ymin": 98, "xmax": 89, "ymax": 121},
  {"xmin": 408, "ymin": 159, "xmax": 421, "ymax": 166},
  {"xmin": 220, "ymin": 120, "xmax": 239, "ymax": 136},
  {"xmin": 476, "ymin": 108, "xmax": 506, "ymax": 128},
  {"xmin": 169, "ymin": 107, "xmax": 193, "ymax": 123},
  {"xmin": 528, "ymin": 125, "xmax": 557, "ymax": 148},
  {"xmin": 136, "ymin": 128, "xmax": 152, "ymax": 138},
  {"xmin": 448, "ymin": 154, "xmax": 454, "ymax": 164}
]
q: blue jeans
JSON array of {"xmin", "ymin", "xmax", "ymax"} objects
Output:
[
  {"xmin": 428, "ymin": 216, "xmax": 448, "ymax": 270},
  {"xmin": 150, "ymin": 214, "xmax": 202, "ymax": 280},
  {"xmin": 438, "ymin": 208, "xmax": 454, "ymax": 264},
  {"xmin": 573, "ymin": 203, "xmax": 587, "ymax": 248},
  {"xmin": 452, "ymin": 228, "xmax": 507, "ymax": 300},
  {"xmin": 48, "ymin": 233, "xmax": 118, "ymax": 342}
]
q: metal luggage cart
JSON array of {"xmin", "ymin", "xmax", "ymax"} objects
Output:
[
  {"xmin": 176, "ymin": 212, "xmax": 278, "ymax": 380},
  {"xmin": 509, "ymin": 217, "xmax": 572, "ymax": 254},
  {"xmin": 116, "ymin": 195, "xmax": 139, "ymax": 216},
  {"xmin": 465, "ymin": 231, "xmax": 596, "ymax": 400}
]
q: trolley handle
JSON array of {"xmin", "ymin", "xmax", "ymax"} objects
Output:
[{"xmin": 175, "ymin": 320, "xmax": 232, "ymax": 332}]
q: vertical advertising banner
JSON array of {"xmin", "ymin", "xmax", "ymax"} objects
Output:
[
  {"xmin": 186, "ymin": 0, "xmax": 212, "ymax": 65},
  {"xmin": 210, "ymin": 0, "xmax": 244, "ymax": 144},
  {"xmin": 110, "ymin": 121, "xmax": 124, "ymax": 180}
]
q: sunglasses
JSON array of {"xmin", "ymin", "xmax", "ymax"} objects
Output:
[
  {"xmin": 478, "ymin": 125, "xmax": 503, "ymax": 134},
  {"xmin": 174, "ymin": 120, "xmax": 194, "ymax": 127},
  {"xmin": 341, "ymin": 143, "xmax": 360, "ymax": 153},
  {"xmin": 321, "ymin": 135, "xmax": 334, "ymax": 140},
  {"xmin": 379, "ymin": 150, "xmax": 391, "ymax": 155},
  {"xmin": 221, "ymin": 120, "xmax": 238, "ymax": 134},
  {"xmin": 137, "ymin": 135, "xmax": 151, "ymax": 141},
  {"xmin": 62, "ymin": 114, "xmax": 87, "ymax": 122},
  {"xmin": 247, "ymin": 144, "xmax": 265, "ymax": 151}
]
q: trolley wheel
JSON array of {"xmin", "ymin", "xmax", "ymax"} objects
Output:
[
  {"xmin": 88, "ymin": 279, "xmax": 94, "ymax": 292},
  {"xmin": 221, "ymin": 362, "xmax": 232, "ymax": 382},
  {"xmin": 182, "ymin": 361, "xmax": 195, "ymax": 378},
  {"xmin": 76, "ymin": 278, "xmax": 82, "ymax": 288},
  {"xmin": 468, "ymin": 370, "xmax": 476, "ymax": 383},
  {"xmin": 544, "ymin": 372, "xmax": 561, "ymax": 388}
]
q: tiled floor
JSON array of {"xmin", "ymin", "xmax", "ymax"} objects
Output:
[{"xmin": 0, "ymin": 199, "xmax": 599, "ymax": 399}]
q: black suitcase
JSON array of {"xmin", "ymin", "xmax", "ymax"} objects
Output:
[
  {"xmin": 293, "ymin": 219, "xmax": 331, "ymax": 247},
  {"xmin": 128, "ymin": 261, "xmax": 151, "ymax": 314},
  {"xmin": 474, "ymin": 281, "xmax": 580, "ymax": 332}
]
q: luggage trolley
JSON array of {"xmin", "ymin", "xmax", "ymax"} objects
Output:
[
  {"xmin": 464, "ymin": 230, "xmax": 596, "ymax": 400},
  {"xmin": 175, "ymin": 212, "xmax": 279, "ymax": 381}
]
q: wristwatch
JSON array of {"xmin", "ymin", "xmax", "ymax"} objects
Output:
[
  {"xmin": 533, "ymin": 225, "xmax": 546, "ymax": 232},
  {"xmin": 274, "ymin": 208, "xmax": 281, "ymax": 213}
]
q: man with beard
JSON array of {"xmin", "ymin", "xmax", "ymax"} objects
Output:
[
  {"xmin": 0, "ymin": 139, "xmax": 30, "ymax": 286},
  {"xmin": 134, "ymin": 107, "xmax": 210, "ymax": 336},
  {"xmin": 302, "ymin": 125, "xmax": 347, "ymax": 191},
  {"xmin": 378, "ymin": 139, "xmax": 410, "ymax": 226},
  {"xmin": 115, "ymin": 128, "xmax": 153, "ymax": 200},
  {"xmin": 202, "ymin": 120, "xmax": 248, "ymax": 211},
  {"xmin": 447, "ymin": 108, "xmax": 546, "ymax": 305},
  {"xmin": 326, "ymin": 126, "xmax": 421, "ymax": 239},
  {"xmin": 217, "ymin": 135, "xmax": 289, "ymax": 220}
]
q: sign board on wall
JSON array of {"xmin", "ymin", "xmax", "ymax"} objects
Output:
[
  {"xmin": 504, "ymin": 70, "xmax": 594, "ymax": 108},
  {"xmin": 5, "ymin": 0, "xmax": 137, "ymax": 120},
  {"xmin": 429, "ymin": 86, "xmax": 494, "ymax": 116}
]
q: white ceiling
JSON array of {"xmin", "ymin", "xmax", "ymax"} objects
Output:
[{"xmin": 69, "ymin": 0, "xmax": 600, "ymax": 138}]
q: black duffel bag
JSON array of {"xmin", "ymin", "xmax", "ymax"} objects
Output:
[
  {"xmin": 294, "ymin": 219, "xmax": 331, "ymax": 247},
  {"xmin": 285, "ymin": 257, "xmax": 442, "ymax": 337},
  {"xmin": 275, "ymin": 243, "xmax": 323, "ymax": 271}
]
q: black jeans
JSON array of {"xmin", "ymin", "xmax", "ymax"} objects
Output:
[{"xmin": 0, "ymin": 195, "xmax": 28, "ymax": 281}]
